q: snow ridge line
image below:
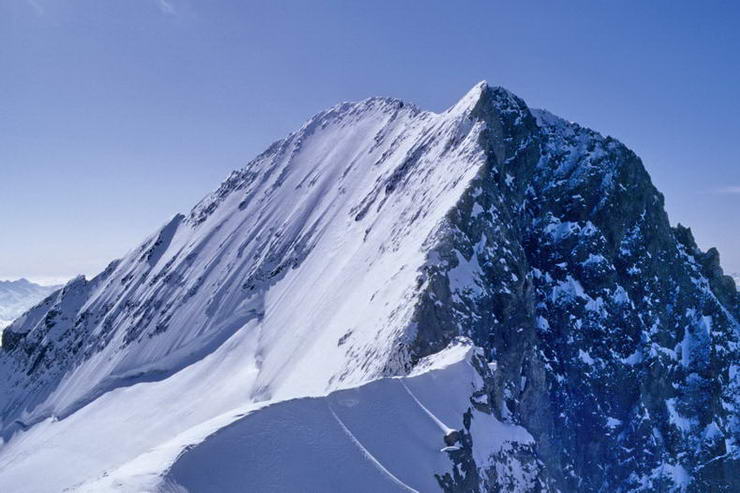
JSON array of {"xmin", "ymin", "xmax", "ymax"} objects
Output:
[
  {"xmin": 401, "ymin": 381, "xmax": 455, "ymax": 435},
  {"xmin": 327, "ymin": 403, "xmax": 420, "ymax": 493}
]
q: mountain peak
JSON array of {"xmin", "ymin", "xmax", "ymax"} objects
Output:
[
  {"xmin": 446, "ymin": 80, "xmax": 489, "ymax": 115},
  {"xmin": 0, "ymin": 278, "xmax": 31, "ymax": 287},
  {"xmin": 0, "ymin": 83, "xmax": 737, "ymax": 492},
  {"xmin": 0, "ymin": 279, "xmax": 60, "ymax": 331}
]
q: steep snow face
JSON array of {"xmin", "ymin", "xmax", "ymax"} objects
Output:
[
  {"xmin": 0, "ymin": 83, "xmax": 506, "ymax": 486},
  {"xmin": 0, "ymin": 279, "xmax": 59, "ymax": 331},
  {"xmin": 0, "ymin": 82, "xmax": 738, "ymax": 493}
]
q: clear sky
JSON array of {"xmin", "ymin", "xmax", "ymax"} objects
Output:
[{"xmin": 1, "ymin": 1, "xmax": 739, "ymax": 285}]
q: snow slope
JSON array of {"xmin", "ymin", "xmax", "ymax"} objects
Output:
[
  {"xmin": 0, "ymin": 339, "xmax": 537, "ymax": 492},
  {"xmin": 0, "ymin": 83, "xmax": 511, "ymax": 491},
  {"xmin": 64, "ymin": 340, "xmax": 533, "ymax": 493}
]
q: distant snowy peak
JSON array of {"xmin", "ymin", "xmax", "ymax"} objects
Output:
[{"xmin": 0, "ymin": 279, "xmax": 59, "ymax": 329}]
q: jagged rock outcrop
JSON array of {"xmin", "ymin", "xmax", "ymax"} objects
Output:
[{"xmin": 407, "ymin": 86, "xmax": 739, "ymax": 492}]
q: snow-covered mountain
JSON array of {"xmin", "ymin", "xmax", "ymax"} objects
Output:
[
  {"xmin": 0, "ymin": 279, "xmax": 59, "ymax": 331},
  {"xmin": 0, "ymin": 82, "xmax": 737, "ymax": 492}
]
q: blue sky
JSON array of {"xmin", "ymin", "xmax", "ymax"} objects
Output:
[{"xmin": 1, "ymin": 1, "xmax": 739, "ymax": 284}]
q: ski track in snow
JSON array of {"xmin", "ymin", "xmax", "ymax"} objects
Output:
[
  {"xmin": 401, "ymin": 381, "xmax": 455, "ymax": 436},
  {"xmin": 328, "ymin": 404, "xmax": 421, "ymax": 493}
]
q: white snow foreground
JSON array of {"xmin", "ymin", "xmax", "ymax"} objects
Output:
[
  {"xmin": 58, "ymin": 340, "xmax": 528, "ymax": 492},
  {"xmin": 0, "ymin": 83, "xmax": 535, "ymax": 491},
  {"xmin": 0, "ymin": 340, "xmax": 533, "ymax": 492}
]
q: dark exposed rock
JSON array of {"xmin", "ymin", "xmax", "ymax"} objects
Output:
[{"xmin": 411, "ymin": 85, "xmax": 739, "ymax": 492}]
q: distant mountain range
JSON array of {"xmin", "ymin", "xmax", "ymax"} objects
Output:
[{"xmin": 0, "ymin": 279, "xmax": 60, "ymax": 329}]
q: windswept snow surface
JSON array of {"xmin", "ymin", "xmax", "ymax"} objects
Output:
[
  {"xmin": 0, "ymin": 83, "xmax": 500, "ymax": 491},
  {"xmin": 67, "ymin": 340, "xmax": 530, "ymax": 493},
  {"xmin": 0, "ymin": 340, "xmax": 531, "ymax": 492}
]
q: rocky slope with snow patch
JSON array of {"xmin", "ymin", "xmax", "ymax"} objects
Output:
[{"xmin": 0, "ymin": 82, "xmax": 737, "ymax": 492}]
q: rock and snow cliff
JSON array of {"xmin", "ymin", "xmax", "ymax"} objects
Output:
[{"xmin": 0, "ymin": 82, "xmax": 737, "ymax": 492}]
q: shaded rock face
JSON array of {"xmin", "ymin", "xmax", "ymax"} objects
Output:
[
  {"xmin": 435, "ymin": 346, "xmax": 556, "ymax": 493},
  {"xmin": 410, "ymin": 86, "xmax": 739, "ymax": 491}
]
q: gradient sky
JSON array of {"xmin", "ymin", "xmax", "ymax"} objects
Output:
[{"xmin": 1, "ymin": 1, "xmax": 739, "ymax": 285}]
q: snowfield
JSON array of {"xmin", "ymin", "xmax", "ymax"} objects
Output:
[
  {"xmin": 0, "ymin": 83, "xmax": 517, "ymax": 491},
  {"xmin": 68, "ymin": 340, "xmax": 531, "ymax": 492}
]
